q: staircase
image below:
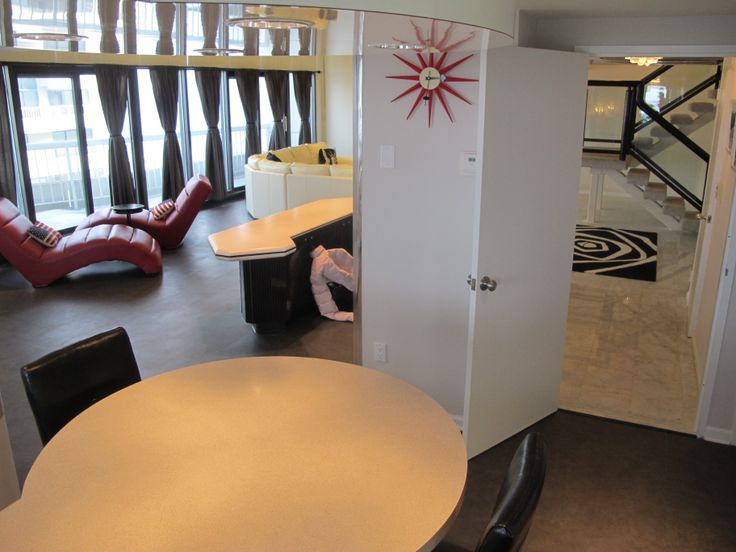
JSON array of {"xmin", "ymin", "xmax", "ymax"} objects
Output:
[
  {"xmin": 584, "ymin": 63, "xmax": 720, "ymax": 228},
  {"xmin": 622, "ymin": 165, "xmax": 699, "ymax": 232}
]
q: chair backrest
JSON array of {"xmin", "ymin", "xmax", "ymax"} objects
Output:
[
  {"xmin": 475, "ymin": 433, "xmax": 547, "ymax": 552},
  {"xmin": 20, "ymin": 327, "xmax": 141, "ymax": 445},
  {"xmin": 0, "ymin": 196, "xmax": 43, "ymax": 262},
  {"xmin": 169, "ymin": 175, "xmax": 212, "ymax": 226}
]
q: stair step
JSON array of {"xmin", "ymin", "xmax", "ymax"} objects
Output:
[
  {"xmin": 651, "ymin": 126, "xmax": 673, "ymax": 139},
  {"xmin": 690, "ymin": 101, "xmax": 715, "ymax": 114},
  {"xmin": 662, "ymin": 196, "xmax": 686, "ymax": 217},
  {"xmin": 627, "ymin": 167, "xmax": 650, "ymax": 186},
  {"xmin": 681, "ymin": 211, "xmax": 700, "ymax": 233},
  {"xmin": 643, "ymin": 182, "xmax": 667, "ymax": 201},
  {"xmin": 633, "ymin": 136, "xmax": 655, "ymax": 148},
  {"xmin": 670, "ymin": 113, "xmax": 695, "ymax": 126}
]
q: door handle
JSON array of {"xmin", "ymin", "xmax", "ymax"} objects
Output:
[{"xmin": 479, "ymin": 276, "xmax": 497, "ymax": 292}]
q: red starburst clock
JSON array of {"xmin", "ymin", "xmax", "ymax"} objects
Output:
[{"xmin": 386, "ymin": 21, "xmax": 478, "ymax": 127}]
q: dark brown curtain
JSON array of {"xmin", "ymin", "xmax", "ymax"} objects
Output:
[
  {"xmin": 0, "ymin": 71, "xmax": 17, "ymax": 203},
  {"xmin": 68, "ymin": 0, "xmax": 78, "ymax": 52},
  {"xmin": 98, "ymin": 0, "xmax": 120, "ymax": 53},
  {"xmin": 243, "ymin": 28, "xmax": 258, "ymax": 56},
  {"xmin": 155, "ymin": 3, "xmax": 175, "ymax": 55},
  {"xmin": 235, "ymin": 69, "xmax": 261, "ymax": 158},
  {"xmin": 292, "ymin": 72, "xmax": 313, "ymax": 144},
  {"xmin": 122, "ymin": 0, "xmax": 136, "ymax": 54},
  {"xmin": 201, "ymin": 3, "xmax": 219, "ymax": 51},
  {"xmin": 195, "ymin": 68, "xmax": 226, "ymax": 200},
  {"xmin": 264, "ymin": 71, "xmax": 288, "ymax": 150},
  {"xmin": 96, "ymin": 65, "xmax": 136, "ymax": 204},
  {"xmin": 1, "ymin": 0, "xmax": 13, "ymax": 47},
  {"xmin": 269, "ymin": 29, "xmax": 289, "ymax": 56},
  {"xmin": 150, "ymin": 67, "xmax": 185, "ymax": 200},
  {"xmin": 298, "ymin": 28, "xmax": 311, "ymax": 56}
]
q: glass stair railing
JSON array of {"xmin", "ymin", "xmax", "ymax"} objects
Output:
[{"xmin": 583, "ymin": 63, "xmax": 721, "ymax": 212}]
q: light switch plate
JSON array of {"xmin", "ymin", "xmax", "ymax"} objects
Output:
[
  {"xmin": 460, "ymin": 151, "xmax": 477, "ymax": 175},
  {"xmin": 380, "ymin": 145, "xmax": 395, "ymax": 169}
]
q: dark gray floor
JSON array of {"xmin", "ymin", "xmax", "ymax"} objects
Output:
[{"xmin": 2, "ymin": 198, "xmax": 735, "ymax": 551}]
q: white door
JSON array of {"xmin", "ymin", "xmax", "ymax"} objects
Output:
[{"xmin": 463, "ymin": 47, "xmax": 589, "ymax": 458}]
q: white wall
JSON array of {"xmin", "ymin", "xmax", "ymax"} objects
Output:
[
  {"xmin": 706, "ymin": 271, "xmax": 736, "ymax": 437},
  {"xmin": 699, "ymin": 58, "xmax": 736, "ymax": 442},
  {"xmin": 521, "ymin": 14, "xmax": 736, "ymax": 53},
  {"xmin": 323, "ymin": 56, "xmax": 354, "ymax": 156},
  {"xmin": 358, "ymin": 12, "xmax": 490, "ymax": 417},
  {"xmin": 316, "ymin": 11, "xmax": 354, "ymax": 156}
]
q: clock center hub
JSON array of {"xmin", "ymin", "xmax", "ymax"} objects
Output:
[{"xmin": 419, "ymin": 67, "xmax": 442, "ymax": 90}]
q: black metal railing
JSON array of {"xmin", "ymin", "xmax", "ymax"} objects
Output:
[{"xmin": 583, "ymin": 63, "xmax": 721, "ymax": 212}]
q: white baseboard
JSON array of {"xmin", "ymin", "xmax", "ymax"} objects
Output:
[
  {"xmin": 451, "ymin": 414, "xmax": 464, "ymax": 433},
  {"xmin": 702, "ymin": 426, "xmax": 733, "ymax": 445}
]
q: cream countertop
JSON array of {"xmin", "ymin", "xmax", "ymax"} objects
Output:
[{"xmin": 208, "ymin": 197, "xmax": 352, "ymax": 261}]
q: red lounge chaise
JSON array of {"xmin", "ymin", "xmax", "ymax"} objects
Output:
[
  {"xmin": 77, "ymin": 175, "xmax": 212, "ymax": 249},
  {"xmin": 0, "ymin": 197, "xmax": 161, "ymax": 288}
]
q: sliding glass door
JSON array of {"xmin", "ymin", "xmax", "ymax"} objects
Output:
[{"xmin": 16, "ymin": 75, "xmax": 88, "ymax": 229}]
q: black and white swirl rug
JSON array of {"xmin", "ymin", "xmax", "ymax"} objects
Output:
[{"xmin": 573, "ymin": 225, "xmax": 658, "ymax": 282}]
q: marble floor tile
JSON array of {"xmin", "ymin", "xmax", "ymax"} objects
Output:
[{"xmin": 564, "ymin": 176, "xmax": 700, "ymax": 433}]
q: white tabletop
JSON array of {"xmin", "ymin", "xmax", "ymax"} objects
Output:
[
  {"xmin": 208, "ymin": 198, "xmax": 352, "ymax": 261},
  {"xmin": 1, "ymin": 356, "xmax": 467, "ymax": 551}
]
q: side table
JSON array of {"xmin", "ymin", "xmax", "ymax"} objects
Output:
[{"xmin": 111, "ymin": 203, "xmax": 144, "ymax": 225}]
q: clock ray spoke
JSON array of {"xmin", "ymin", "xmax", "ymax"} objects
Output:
[
  {"xmin": 436, "ymin": 52, "xmax": 448, "ymax": 70},
  {"xmin": 426, "ymin": 90, "xmax": 434, "ymax": 127},
  {"xmin": 436, "ymin": 89, "xmax": 454, "ymax": 122},
  {"xmin": 406, "ymin": 88, "xmax": 426, "ymax": 120},
  {"xmin": 393, "ymin": 54, "xmax": 422, "ymax": 73},
  {"xmin": 442, "ymin": 32, "xmax": 476, "ymax": 53},
  {"xmin": 435, "ymin": 24, "xmax": 454, "ymax": 51},
  {"xmin": 416, "ymin": 53, "xmax": 428, "ymax": 68},
  {"xmin": 387, "ymin": 75, "xmax": 423, "ymax": 81},
  {"xmin": 391, "ymin": 83, "xmax": 422, "ymax": 103},
  {"xmin": 437, "ymin": 53, "xmax": 474, "ymax": 74},
  {"xmin": 439, "ymin": 83, "xmax": 472, "ymax": 104},
  {"xmin": 444, "ymin": 76, "xmax": 479, "ymax": 83}
]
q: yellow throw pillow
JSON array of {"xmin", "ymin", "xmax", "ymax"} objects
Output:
[
  {"xmin": 268, "ymin": 147, "xmax": 297, "ymax": 163},
  {"xmin": 289, "ymin": 144, "xmax": 313, "ymax": 164},
  {"xmin": 306, "ymin": 142, "xmax": 329, "ymax": 163}
]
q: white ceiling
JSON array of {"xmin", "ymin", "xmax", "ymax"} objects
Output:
[{"xmin": 517, "ymin": 0, "xmax": 736, "ymax": 18}]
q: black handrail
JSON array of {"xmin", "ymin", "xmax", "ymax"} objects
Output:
[
  {"xmin": 584, "ymin": 63, "xmax": 719, "ymax": 212},
  {"xmin": 635, "ymin": 72, "xmax": 719, "ymax": 133},
  {"xmin": 629, "ymin": 147, "xmax": 702, "ymax": 209},
  {"xmin": 635, "ymin": 100, "xmax": 709, "ymax": 163}
]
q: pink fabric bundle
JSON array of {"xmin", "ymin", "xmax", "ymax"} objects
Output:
[{"xmin": 310, "ymin": 245, "xmax": 354, "ymax": 322}]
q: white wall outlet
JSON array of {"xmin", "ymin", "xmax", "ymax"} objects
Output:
[{"xmin": 373, "ymin": 342, "xmax": 387, "ymax": 363}]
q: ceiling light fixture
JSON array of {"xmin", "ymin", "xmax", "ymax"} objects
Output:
[
  {"xmin": 227, "ymin": 16, "xmax": 312, "ymax": 30},
  {"xmin": 13, "ymin": 32, "xmax": 87, "ymax": 42},
  {"xmin": 625, "ymin": 56, "xmax": 662, "ymax": 67}
]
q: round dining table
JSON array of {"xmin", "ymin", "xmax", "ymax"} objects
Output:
[{"xmin": 0, "ymin": 356, "xmax": 467, "ymax": 551}]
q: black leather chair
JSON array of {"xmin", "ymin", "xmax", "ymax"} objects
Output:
[
  {"xmin": 475, "ymin": 432, "xmax": 547, "ymax": 552},
  {"xmin": 21, "ymin": 327, "xmax": 141, "ymax": 445}
]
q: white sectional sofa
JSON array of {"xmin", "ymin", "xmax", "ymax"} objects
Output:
[{"xmin": 245, "ymin": 142, "xmax": 353, "ymax": 219}]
